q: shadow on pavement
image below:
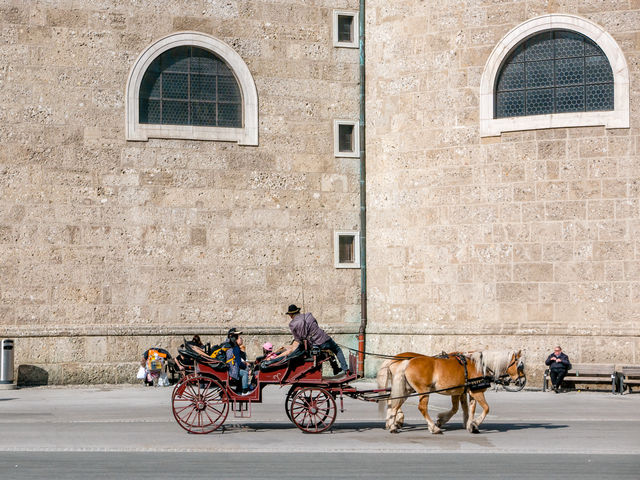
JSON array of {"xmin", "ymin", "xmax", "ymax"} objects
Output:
[{"xmin": 213, "ymin": 421, "xmax": 567, "ymax": 435}]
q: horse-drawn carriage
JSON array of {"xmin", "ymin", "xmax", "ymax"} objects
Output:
[
  {"xmin": 171, "ymin": 342, "xmax": 526, "ymax": 435},
  {"xmin": 172, "ymin": 342, "xmax": 367, "ymax": 433}
]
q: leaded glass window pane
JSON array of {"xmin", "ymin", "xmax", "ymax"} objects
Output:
[
  {"xmin": 556, "ymin": 57, "xmax": 584, "ymax": 86},
  {"xmin": 496, "ymin": 62, "xmax": 524, "ymax": 91},
  {"xmin": 495, "ymin": 30, "xmax": 614, "ymax": 118},
  {"xmin": 526, "ymin": 88, "xmax": 553, "ymax": 115},
  {"xmin": 555, "ymin": 31, "xmax": 584, "ymax": 58},
  {"xmin": 162, "ymin": 100, "xmax": 188, "ymax": 125},
  {"xmin": 218, "ymin": 103, "xmax": 241, "ymax": 127},
  {"xmin": 139, "ymin": 46, "xmax": 242, "ymax": 128},
  {"xmin": 585, "ymin": 55, "xmax": 613, "ymax": 84},
  {"xmin": 556, "ymin": 86, "xmax": 585, "ymax": 113},
  {"xmin": 162, "ymin": 73, "xmax": 188, "ymax": 99},
  {"xmin": 586, "ymin": 83, "xmax": 614, "ymax": 111},
  {"xmin": 525, "ymin": 32, "xmax": 554, "ymax": 61},
  {"xmin": 526, "ymin": 60, "xmax": 554, "ymax": 88},
  {"xmin": 218, "ymin": 76, "xmax": 241, "ymax": 102},
  {"xmin": 496, "ymin": 91, "xmax": 525, "ymax": 118},
  {"xmin": 192, "ymin": 103, "xmax": 217, "ymax": 126},
  {"xmin": 191, "ymin": 75, "xmax": 216, "ymax": 101}
]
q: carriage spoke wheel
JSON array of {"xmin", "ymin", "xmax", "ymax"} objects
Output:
[
  {"xmin": 503, "ymin": 374, "xmax": 527, "ymax": 392},
  {"xmin": 289, "ymin": 387, "xmax": 336, "ymax": 433},
  {"xmin": 284, "ymin": 386, "xmax": 301, "ymax": 422},
  {"xmin": 172, "ymin": 375, "xmax": 229, "ymax": 434}
]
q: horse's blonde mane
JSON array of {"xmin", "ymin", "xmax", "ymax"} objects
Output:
[{"xmin": 467, "ymin": 350, "xmax": 520, "ymax": 378}]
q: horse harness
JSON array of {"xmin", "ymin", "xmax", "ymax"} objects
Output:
[{"xmin": 435, "ymin": 352, "xmax": 493, "ymax": 393}]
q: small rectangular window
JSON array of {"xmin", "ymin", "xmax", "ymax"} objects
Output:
[
  {"xmin": 334, "ymin": 231, "xmax": 360, "ymax": 268},
  {"xmin": 337, "ymin": 15, "xmax": 354, "ymax": 43},
  {"xmin": 333, "ymin": 10, "xmax": 358, "ymax": 48},
  {"xmin": 333, "ymin": 120, "xmax": 359, "ymax": 158},
  {"xmin": 338, "ymin": 124, "xmax": 354, "ymax": 152}
]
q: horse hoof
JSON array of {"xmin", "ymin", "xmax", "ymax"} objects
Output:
[
  {"xmin": 431, "ymin": 427, "xmax": 443, "ymax": 435},
  {"xmin": 390, "ymin": 429, "xmax": 399, "ymax": 434}
]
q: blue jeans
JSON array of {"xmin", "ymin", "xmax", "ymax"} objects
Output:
[
  {"xmin": 239, "ymin": 369, "xmax": 249, "ymax": 390},
  {"xmin": 316, "ymin": 338, "xmax": 348, "ymax": 372}
]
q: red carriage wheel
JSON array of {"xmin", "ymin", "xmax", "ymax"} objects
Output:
[
  {"xmin": 289, "ymin": 387, "xmax": 337, "ymax": 433},
  {"xmin": 284, "ymin": 386, "xmax": 300, "ymax": 422},
  {"xmin": 171, "ymin": 375, "xmax": 229, "ymax": 434}
]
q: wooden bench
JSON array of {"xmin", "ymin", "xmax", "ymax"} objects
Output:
[
  {"xmin": 543, "ymin": 363, "xmax": 617, "ymax": 393},
  {"xmin": 616, "ymin": 365, "xmax": 640, "ymax": 394}
]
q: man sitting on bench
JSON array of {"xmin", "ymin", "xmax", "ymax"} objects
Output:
[
  {"xmin": 545, "ymin": 345, "xmax": 572, "ymax": 393},
  {"xmin": 271, "ymin": 304, "xmax": 349, "ymax": 376}
]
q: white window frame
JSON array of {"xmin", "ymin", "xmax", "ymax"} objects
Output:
[
  {"xmin": 334, "ymin": 230, "xmax": 360, "ymax": 269},
  {"xmin": 333, "ymin": 10, "xmax": 359, "ymax": 48},
  {"xmin": 126, "ymin": 32, "xmax": 258, "ymax": 145},
  {"xmin": 333, "ymin": 120, "xmax": 360, "ymax": 158},
  {"xmin": 480, "ymin": 14, "xmax": 629, "ymax": 137}
]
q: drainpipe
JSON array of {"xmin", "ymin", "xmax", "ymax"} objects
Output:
[{"xmin": 357, "ymin": 0, "xmax": 367, "ymax": 378}]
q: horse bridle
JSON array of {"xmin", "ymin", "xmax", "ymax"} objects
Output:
[{"xmin": 484, "ymin": 353, "xmax": 526, "ymax": 387}]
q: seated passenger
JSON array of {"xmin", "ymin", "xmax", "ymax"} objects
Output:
[
  {"xmin": 226, "ymin": 328, "xmax": 252, "ymax": 395},
  {"xmin": 175, "ymin": 335, "xmax": 204, "ymax": 372},
  {"xmin": 256, "ymin": 342, "xmax": 282, "ymax": 363}
]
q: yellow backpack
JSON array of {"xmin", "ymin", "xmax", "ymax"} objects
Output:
[{"xmin": 146, "ymin": 349, "xmax": 167, "ymax": 372}]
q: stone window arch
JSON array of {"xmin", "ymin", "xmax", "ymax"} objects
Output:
[
  {"xmin": 480, "ymin": 15, "xmax": 629, "ymax": 137},
  {"xmin": 126, "ymin": 32, "xmax": 258, "ymax": 145}
]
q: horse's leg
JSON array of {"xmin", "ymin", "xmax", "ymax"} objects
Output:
[
  {"xmin": 387, "ymin": 396, "xmax": 407, "ymax": 433},
  {"xmin": 467, "ymin": 391, "xmax": 489, "ymax": 433},
  {"xmin": 417, "ymin": 393, "xmax": 442, "ymax": 434},
  {"xmin": 386, "ymin": 367, "xmax": 409, "ymax": 433},
  {"xmin": 436, "ymin": 394, "xmax": 459, "ymax": 428},
  {"xmin": 459, "ymin": 393, "xmax": 470, "ymax": 430}
]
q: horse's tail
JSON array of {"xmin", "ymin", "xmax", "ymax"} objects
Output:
[
  {"xmin": 376, "ymin": 358, "xmax": 394, "ymax": 389},
  {"xmin": 376, "ymin": 360, "xmax": 393, "ymax": 418}
]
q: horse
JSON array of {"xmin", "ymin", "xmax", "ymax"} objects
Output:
[{"xmin": 376, "ymin": 350, "xmax": 524, "ymax": 434}]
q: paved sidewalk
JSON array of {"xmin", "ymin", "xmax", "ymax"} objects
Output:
[{"xmin": 1, "ymin": 381, "xmax": 639, "ymax": 454}]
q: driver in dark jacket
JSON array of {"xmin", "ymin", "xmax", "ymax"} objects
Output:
[
  {"xmin": 545, "ymin": 346, "xmax": 572, "ymax": 393},
  {"xmin": 273, "ymin": 304, "xmax": 349, "ymax": 375}
]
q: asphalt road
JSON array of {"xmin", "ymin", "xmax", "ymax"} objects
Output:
[
  {"xmin": 1, "ymin": 452, "xmax": 638, "ymax": 479},
  {"xmin": 1, "ymin": 382, "xmax": 639, "ymax": 478}
]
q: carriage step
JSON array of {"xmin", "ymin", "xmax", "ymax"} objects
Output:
[{"xmin": 232, "ymin": 400, "xmax": 252, "ymax": 418}]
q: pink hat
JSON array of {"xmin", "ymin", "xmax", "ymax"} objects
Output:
[{"xmin": 262, "ymin": 342, "xmax": 273, "ymax": 351}]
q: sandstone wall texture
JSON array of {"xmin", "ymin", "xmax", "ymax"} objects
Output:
[
  {"xmin": 0, "ymin": 0, "xmax": 361, "ymax": 384},
  {"xmin": 3, "ymin": 0, "xmax": 639, "ymax": 386},
  {"xmin": 365, "ymin": 0, "xmax": 640, "ymax": 382}
]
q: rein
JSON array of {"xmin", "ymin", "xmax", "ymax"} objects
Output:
[
  {"xmin": 336, "ymin": 343, "xmax": 423, "ymax": 361},
  {"xmin": 377, "ymin": 375, "xmax": 495, "ymax": 402}
]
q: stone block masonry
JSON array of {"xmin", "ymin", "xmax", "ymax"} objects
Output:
[
  {"xmin": 365, "ymin": 1, "xmax": 640, "ymax": 379},
  {"xmin": 0, "ymin": 0, "xmax": 361, "ymax": 384}
]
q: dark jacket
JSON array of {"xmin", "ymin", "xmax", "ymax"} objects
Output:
[
  {"xmin": 545, "ymin": 352, "xmax": 571, "ymax": 371},
  {"xmin": 226, "ymin": 344, "xmax": 247, "ymax": 380},
  {"xmin": 288, "ymin": 312, "xmax": 331, "ymax": 346}
]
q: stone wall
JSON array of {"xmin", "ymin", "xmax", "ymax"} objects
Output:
[
  {"xmin": 0, "ymin": 0, "xmax": 362, "ymax": 384},
  {"xmin": 365, "ymin": 0, "xmax": 640, "ymax": 382}
]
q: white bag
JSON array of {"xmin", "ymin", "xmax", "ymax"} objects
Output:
[
  {"xmin": 158, "ymin": 373, "xmax": 170, "ymax": 387},
  {"xmin": 136, "ymin": 366, "xmax": 146, "ymax": 380}
]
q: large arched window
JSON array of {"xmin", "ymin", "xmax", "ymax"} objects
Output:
[
  {"xmin": 496, "ymin": 31, "xmax": 613, "ymax": 118},
  {"xmin": 126, "ymin": 32, "xmax": 258, "ymax": 145},
  {"xmin": 480, "ymin": 15, "xmax": 629, "ymax": 137},
  {"xmin": 139, "ymin": 46, "xmax": 242, "ymax": 128}
]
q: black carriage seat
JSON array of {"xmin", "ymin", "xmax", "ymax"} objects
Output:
[
  {"xmin": 179, "ymin": 342, "xmax": 229, "ymax": 372},
  {"xmin": 258, "ymin": 346, "xmax": 307, "ymax": 371},
  {"xmin": 258, "ymin": 345, "xmax": 333, "ymax": 372}
]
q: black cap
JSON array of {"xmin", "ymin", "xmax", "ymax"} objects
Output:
[
  {"xmin": 286, "ymin": 304, "xmax": 301, "ymax": 315},
  {"xmin": 227, "ymin": 327, "xmax": 243, "ymax": 337}
]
